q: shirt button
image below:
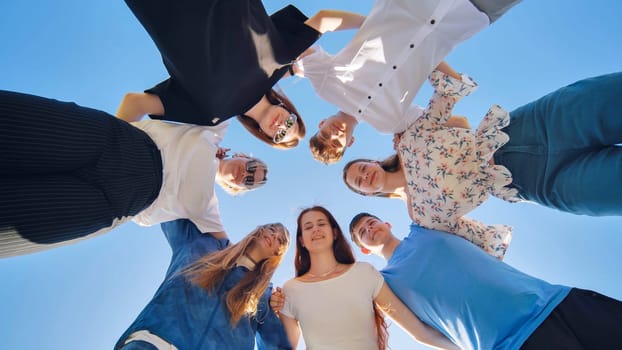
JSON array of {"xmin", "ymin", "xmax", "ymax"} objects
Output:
[
  {"xmin": 367, "ymin": 96, "xmax": 372, "ymax": 99},
  {"xmin": 378, "ymin": 83, "xmax": 383, "ymax": 87},
  {"xmin": 358, "ymin": 109, "xmax": 362, "ymax": 113},
  {"xmin": 392, "ymin": 65, "xmax": 397, "ymax": 69},
  {"xmin": 410, "ymin": 44, "xmax": 414, "ymax": 48},
  {"xmin": 430, "ymin": 19, "xmax": 436, "ymax": 24}
]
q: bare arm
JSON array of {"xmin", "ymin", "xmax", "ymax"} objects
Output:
[
  {"xmin": 116, "ymin": 92, "xmax": 164, "ymax": 122},
  {"xmin": 375, "ymin": 283, "xmax": 459, "ymax": 350},
  {"xmin": 305, "ymin": 10, "xmax": 365, "ymax": 33},
  {"xmin": 445, "ymin": 115, "xmax": 471, "ymax": 129},
  {"xmin": 279, "ymin": 313, "xmax": 301, "ymax": 349},
  {"xmin": 434, "ymin": 61, "xmax": 462, "ymax": 80}
]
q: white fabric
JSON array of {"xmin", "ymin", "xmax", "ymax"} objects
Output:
[
  {"xmin": 281, "ymin": 262, "xmax": 384, "ymax": 350},
  {"xmin": 131, "ymin": 120, "xmax": 227, "ymax": 233},
  {"xmin": 125, "ymin": 330, "xmax": 178, "ymax": 350},
  {"xmin": 300, "ymin": 0, "xmax": 489, "ymax": 134}
]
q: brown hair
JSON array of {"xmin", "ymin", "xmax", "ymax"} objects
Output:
[
  {"xmin": 295, "ymin": 206, "xmax": 388, "ymax": 350},
  {"xmin": 237, "ymin": 89, "xmax": 306, "ymax": 150},
  {"xmin": 184, "ymin": 223, "xmax": 290, "ymax": 325},
  {"xmin": 308, "ymin": 132, "xmax": 346, "ymax": 164},
  {"xmin": 342, "ymin": 154, "xmax": 402, "ymax": 198}
]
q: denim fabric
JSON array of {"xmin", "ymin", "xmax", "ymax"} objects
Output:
[
  {"xmin": 469, "ymin": 0, "xmax": 522, "ymax": 23},
  {"xmin": 494, "ymin": 72, "xmax": 622, "ymax": 216},
  {"xmin": 115, "ymin": 219, "xmax": 291, "ymax": 350},
  {"xmin": 119, "ymin": 340, "xmax": 159, "ymax": 350}
]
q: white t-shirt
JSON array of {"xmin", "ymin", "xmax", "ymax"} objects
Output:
[
  {"xmin": 300, "ymin": 0, "xmax": 489, "ymax": 134},
  {"xmin": 131, "ymin": 120, "xmax": 228, "ymax": 233},
  {"xmin": 281, "ymin": 262, "xmax": 384, "ymax": 350}
]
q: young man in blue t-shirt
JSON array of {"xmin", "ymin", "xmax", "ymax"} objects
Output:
[{"xmin": 349, "ymin": 213, "xmax": 622, "ymax": 349}]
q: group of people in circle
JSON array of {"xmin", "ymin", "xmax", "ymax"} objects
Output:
[{"xmin": 1, "ymin": 0, "xmax": 621, "ymax": 349}]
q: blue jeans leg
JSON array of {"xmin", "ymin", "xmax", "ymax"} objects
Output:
[{"xmin": 495, "ymin": 72, "xmax": 622, "ymax": 216}]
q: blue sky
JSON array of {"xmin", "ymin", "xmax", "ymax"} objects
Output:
[{"xmin": 1, "ymin": 1, "xmax": 621, "ymax": 349}]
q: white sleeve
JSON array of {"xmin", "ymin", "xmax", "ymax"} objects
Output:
[
  {"xmin": 189, "ymin": 190, "xmax": 225, "ymax": 233},
  {"xmin": 280, "ymin": 281, "xmax": 297, "ymax": 318},
  {"xmin": 358, "ymin": 262, "xmax": 384, "ymax": 299}
]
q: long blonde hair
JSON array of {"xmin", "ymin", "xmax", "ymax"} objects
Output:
[{"xmin": 184, "ymin": 223, "xmax": 290, "ymax": 325}]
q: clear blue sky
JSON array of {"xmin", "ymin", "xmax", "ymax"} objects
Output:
[{"xmin": 1, "ymin": 1, "xmax": 621, "ymax": 349}]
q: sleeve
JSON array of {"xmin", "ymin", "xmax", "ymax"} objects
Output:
[
  {"xmin": 416, "ymin": 70, "xmax": 478, "ymax": 130},
  {"xmin": 145, "ymin": 78, "xmax": 215, "ymax": 125},
  {"xmin": 255, "ymin": 286, "xmax": 293, "ymax": 350},
  {"xmin": 189, "ymin": 189, "xmax": 225, "ymax": 234},
  {"xmin": 298, "ymin": 46, "xmax": 338, "ymax": 103},
  {"xmin": 279, "ymin": 281, "xmax": 296, "ymax": 319},
  {"xmin": 358, "ymin": 262, "xmax": 384, "ymax": 299},
  {"xmin": 410, "ymin": 207, "xmax": 512, "ymax": 260},
  {"xmin": 161, "ymin": 219, "xmax": 204, "ymax": 251},
  {"xmin": 270, "ymin": 5, "xmax": 321, "ymax": 64}
]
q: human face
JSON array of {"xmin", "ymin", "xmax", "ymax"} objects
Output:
[
  {"xmin": 219, "ymin": 157, "xmax": 266, "ymax": 190},
  {"xmin": 258, "ymin": 102, "xmax": 299, "ymax": 144},
  {"xmin": 351, "ymin": 216, "xmax": 389, "ymax": 250},
  {"xmin": 257, "ymin": 225, "xmax": 290, "ymax": 258},
  {"xmin": 344, "ymin": 161, "xmax": 385, "ymax": 195},
  {"xmin": 299, "ymin": 210, "xmax": 334, "ymax": 253},
  {"xmin": 315, "ymin": 114, "xmax": 352, "ymax": 154}
]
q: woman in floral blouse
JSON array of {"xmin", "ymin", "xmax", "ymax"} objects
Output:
[
  {"xmin": 343, "ymin": 70, "xmax": 622, "ymax": 259},
  {"xmin": 343, "ymin": 69, "xmax": 514, "ymax": 259}
]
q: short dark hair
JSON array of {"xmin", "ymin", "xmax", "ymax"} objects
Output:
[{"xmin": 348, "ymin": 212, "xmax": 381, "ymax": 247}]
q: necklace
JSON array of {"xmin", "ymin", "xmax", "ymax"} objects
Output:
[{"xmin": 306, "ymin": 263, "xmax": 340, "ymax": 278}]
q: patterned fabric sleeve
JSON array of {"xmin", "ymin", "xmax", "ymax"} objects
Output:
[{"xmin": 415, "ymin": 70, "xmax": 478, "ymax": 130}]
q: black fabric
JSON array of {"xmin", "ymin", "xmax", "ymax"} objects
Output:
[
  {"xmin": 521, "ymin": 288, "xmax": 622, "ymax": 349},
  {"xmin": 125, "ymin": 0, "xmax": 321, "ymax": 125},
  {"xmin": 0, "ymin": 90, "xmax": 163, "ymax": 258}
]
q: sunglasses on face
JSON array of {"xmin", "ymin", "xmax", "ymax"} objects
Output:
[
  {"xmin": 242, "ymin": 160, "xmax": 261, "ymax": 187},
  {"xmin": 273, "ymin": 108, "xmax": 297, "ymax": 144}
]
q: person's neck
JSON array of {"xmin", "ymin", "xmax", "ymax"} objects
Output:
[
  {"xmin": 380, "ymin": 236, "xmax": 401, "ymax": 261},
  {"xmin": 307, "ymin": 251, "xmax": 340, "ymax": 276},
  {"xmin": 383, "ymin": 167, "xmax": 407, "ymax": 199}
]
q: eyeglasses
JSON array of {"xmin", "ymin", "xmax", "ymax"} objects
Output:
[
  {"xmin": 273, "ymin": 105, "xmax": 298, "ymax": 144},
  {"xmin": 242, "ymin": 160, "xmax": 261, "ymax": 187}
]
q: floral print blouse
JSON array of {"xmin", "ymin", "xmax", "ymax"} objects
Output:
[{"xmin": 396, "ymin": 70, "xmax": 520, "ymax": 259}]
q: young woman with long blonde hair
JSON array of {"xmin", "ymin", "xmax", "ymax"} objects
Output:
[{"xmin": 116, "ymin": 219, "xmax": 291, "ymax": 350}]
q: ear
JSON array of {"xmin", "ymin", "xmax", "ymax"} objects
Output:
[
  {"xmin": 386, "ymin": 222, "xmax": 392, "ymax": 229},
  {"xmin": 318, "ymin": 119, "xmax": 327, "ymax": 128},
  {"xmin": 347, "ymin": 135, "xmax": 355, "ymax": 147},
  {"xmin": 360, "ymin": 246, "xmax": 371, "ymax": 255}
]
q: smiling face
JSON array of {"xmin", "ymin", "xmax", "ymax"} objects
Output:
[
  {"xmin": 344, "ymin": 160, "xmax": 385, "ymax": 195},
  {"xmin": 299, "ymin": 210, "xmax": 336, "ymax": 253},
  {"xmin": 218, "ymin": 157, "xmax": 267, "ymax": 193},
  {"xmin": 350, "ymin": 215, "xmax": 390, "ymax": 252},
  {"xmin": 255, "ymin": 224, "xmax": 290, "ymax": 259},
  {"xmin": 257, "ymin": 103, "xmax": 300, "ymax": 144}
]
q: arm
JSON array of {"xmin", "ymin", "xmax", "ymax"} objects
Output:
[
  {"xmin": 434, "ymin": 61, "xmax": 462, "ymax": 80},
  {"xmin": 445, "ymin": 116, "xmax": 471, "ymax": 129},
  {"xmin": 375, "ymin": 283, "xmax": 459, "ymax": 350},
  {"xmin": 305, "ymin": 10, "xmax": 365, "ymax": 33},
  {"xmin": 116, "ymin": 92, "xmax": 164, "ymax": 122},
  {"xmin": 279, "ymin": 313, "xmax": 301, "ymax": 349},
  {"xmin": 256, "ymin": 287, "xmax": 293, "ymax": 350}
]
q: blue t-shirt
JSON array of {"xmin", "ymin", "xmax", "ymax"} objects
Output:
[
  {"xmin": 115, "ymin": 219, "xmax": 291, "ymax": 350},
  {"xmin": 382, "ymin": 225, "xmax": 570, "ymax": 350}
]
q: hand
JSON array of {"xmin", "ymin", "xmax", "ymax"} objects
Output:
[
  {"xmin": 216, "ymin": 147, "xmax": 231, "ymax": 160},
  {"xmin": 392, "ymin": 132, "xmax": 403, "ymax": 151},
  {"xmin": 270, "ymin": 287, "xmax": 286, "ymax": 316}
]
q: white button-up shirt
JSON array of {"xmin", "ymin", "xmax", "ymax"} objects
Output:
[
  {"xmin": 131, "ymin": 120, "xmax": 229, "ymax": 233},
  {"xmin": 300, "ymin": 0, "xmax": 489, "ymax": 134}
]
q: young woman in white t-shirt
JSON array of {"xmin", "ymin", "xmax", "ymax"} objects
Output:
[{"xmin": 273, "ymin": 205, "xmax": 457, "ymax": 350}]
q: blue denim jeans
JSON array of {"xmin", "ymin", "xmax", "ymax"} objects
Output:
[
  {"xmin": 118, "ymin": 340, "xmax": 158, "ymax": 350},
  {"xmin": 494, "ymin": 72, "xmax": 622, "ymax": 216}
]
